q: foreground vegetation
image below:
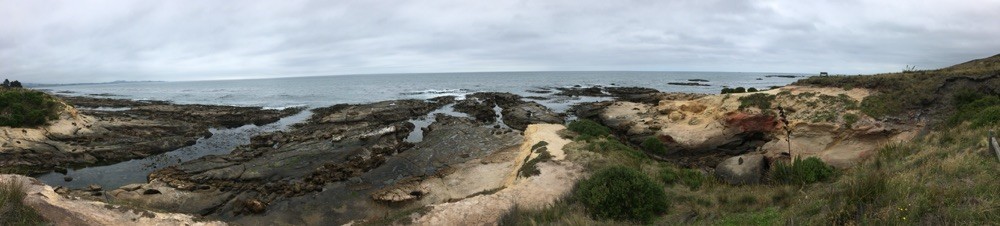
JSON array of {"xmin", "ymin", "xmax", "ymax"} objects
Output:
[
  {"xmin": 501, "ymin": 54, "xmax": 1000, "ymax": 225},
  {"xmin": 0, "ymin": 180, "xmax": 45, "ymax": 225},
  {"xmin": 0, "ymin": 88, "xmax": 61, "ymax": 127}
]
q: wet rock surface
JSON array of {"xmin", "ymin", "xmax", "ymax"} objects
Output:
[
  {"xmin": 108, "ymin": 97, "xmax": 524, "ymax": 225},
  {"xmin": 453, "ymin": 92, "xmax": 564, "ymax": 130},
  {"xmin": 0, "ymin": 96, "xmax": 301, "ymax": 175}
]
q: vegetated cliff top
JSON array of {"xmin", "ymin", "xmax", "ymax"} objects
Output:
[
  {"xmin": 792, "ymin": 53, "xmax": 1000, "ymax": 119},
  {"xmin": 942, "ymin": 53, "xmax": 1000, "ymax": 74}
]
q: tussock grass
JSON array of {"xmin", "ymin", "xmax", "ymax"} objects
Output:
[
  {"xmin": 0, "ymin": 180, "xmax": 45, "ymax": 225},
  {"xmin": 784, "ymin": 125, "xmax": 1000, "ymax": 225}
]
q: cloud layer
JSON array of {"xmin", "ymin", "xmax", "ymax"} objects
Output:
[{"xmin": 2, "ymin": 0, "xmax": 999, "ymax": 83}]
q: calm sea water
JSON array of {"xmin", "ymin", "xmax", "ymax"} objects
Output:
[
  {"xmin": 36, "ymin": 71, "xmax": 804, "ymax": 189},
  {"xmin": 41, "ymin": 71, "xmax": 804, "ymax": 109}
]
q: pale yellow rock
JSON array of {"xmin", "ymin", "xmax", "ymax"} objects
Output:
[
  {"xmin": 600, "ymin": 85, "xmax": 920, "ymax": 167},
  {"xmin": 407, "ymin": 124, "xmax": 583, "ymax": 226}
]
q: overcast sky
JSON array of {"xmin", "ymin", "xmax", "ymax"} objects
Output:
[{"xmin": 2, "ymin": 0, "xmax": 999, "ymax": 83}]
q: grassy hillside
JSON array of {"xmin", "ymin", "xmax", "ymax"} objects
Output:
[
  {"xmin": 794, "ymin": 54, "xmax": 1000, "ymax": 119},
  {"xmin": 0, "ymin": 88, "xmax": 61, "ymax": 128},
  {"xmin": 501, "ymin": 54, "xmax": 1000, "ymax": 225}
]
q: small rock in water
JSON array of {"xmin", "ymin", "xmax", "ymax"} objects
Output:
[
  {"xmin": 63, "ymin": 176, "xmax": 73, "ymax": 182},
  {"xmin": 86, "ymin": 184, "xmax": 102, "ymax": 191}
]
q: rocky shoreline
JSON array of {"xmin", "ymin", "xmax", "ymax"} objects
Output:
[
  {"xmin": 0, "ymin": 96, "xmax": 302, "ymax": 175},
  {"xmin": 1, "ymin": 84, "xmax": 922, "ymax": 225}
]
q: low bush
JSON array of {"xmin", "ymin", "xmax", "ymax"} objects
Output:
[
  {"xmin": 679, "ymin": 169, "xmax": 705, "ymax": 190},
  {"xmin": 584, "ymin": 138, "xmax": 646, "ymax": 161},
  {"xmin": 948, "ymin": 94, "xmax": 1000, "ymax": 128},
  {"xmin": 568, "ymin": 119, "xmax": 612, "ymax": 140},
  {"xmin": 842, "ymin": 113, "xmax": 859, "ymax": 127},
  {"xmin": 859, "ymin": 94, "xmax": 903, "ymax": 119},
  {"xmin": 0, "ymin": 89, "xmax": 62, "ymax": 127},
  {"xmin": 659, "ymin": 167, "xmax": 680, "ymax": 185},
  {"xmin": 576, "ymin": 166, "xmax": 669, "ymax": 223},
  {"xmin": 771, "ymin": 157, "xmax": 837, "ymax": 185},
  {"xmin": 722, "ymin": 87, "xmax": 752, "ymax": 94},
  {"xmin": 0, "ymin": 180, "xmax": 45, "ymax": 225},
  {"xmin": 969, "ymin": 106, "xmax": 1000, "ymax": 128},
  {"xmin": 641, "ymin": 137, "xmax": 668, "ymax": 155},
  {"xmin": 738, "ymin": 93, "xmax": 776, "ymax": 110}
]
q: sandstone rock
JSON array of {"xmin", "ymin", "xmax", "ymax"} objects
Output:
[{"xmin": 715, "ymin": 154, "xmax": 766, "ymax": 185}]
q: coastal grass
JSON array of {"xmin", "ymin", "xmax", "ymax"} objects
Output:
[
  {"xmin": 641, "ymin": 137, "xmax": 668, "ymax": 155},
  {"xmin": 737, "ymin": 93, "xmax": 776, "ymax": 110},
  {"xmin": 782, "ymin": 126, "xmax": 1000, "ymax": 225},
  {"xmin": 529, "ymin": 94, "xmax": 998, "ymax": 225},
  {"xmin": 0, "ymin": 88, "xmax": 61, "ymax": 128},
  {"xmin": 0, "ymin": 180, "xmax": 45, "ymax": 226},
  {"xmin": 770, "ymin": 156, "xmax": 837, "ymax": 185},
  {"xmin": 567, "ymin": 119, "xmax": 612, "ymax": 140},
  {"xmin": 795, "ymin": 53, "xmax": 1000, "ymax": 119}
]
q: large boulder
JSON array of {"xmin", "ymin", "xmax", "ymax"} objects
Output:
[{"xmin": 715, "ymin": 154, "xmax": 766, "ymax": 185}]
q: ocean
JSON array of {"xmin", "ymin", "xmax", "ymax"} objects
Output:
[{"xmin": 41, "ymin": 71, "xmax": 805, "ymax": 109}]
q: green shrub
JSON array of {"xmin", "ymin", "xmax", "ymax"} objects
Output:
[
  {"xmin": 659, "ymin": 167, "xmax": 680, "ymax": 185},
  {"xmin": 679, "ymin": 169, "xmax": 704, "ymax": 190},
  {"xmin": 576, "ymin": 166, "xmax": 669, "ymax": 223},
  {"xmin": 771, "ymin": 157, "xmax": 837, "ymax": 185},
  {"xmin": 948, "ymin": 94, "xmax": 1000, "ymax": 128},
  {"xmin": 734, "ymin": 87, "xmax": 747, "ymax": 93},
  {"xmin": 738, "ymin": 93, "xmax": 776, "ymax": 110},
  {"xmin": 585, "ymin": 138, "xmax": 646, "ymax": 161},
  {"xmin": 969, "ymin": 106, "xmax": 1000, "ymax": 128},
  {"xmin": 1, "ymin": 180, "xmax": 45, "ymax": 225},
  {"xmin": 859, "ymin": 95, "xmax": 902, "ymax": 119},
  {"xmin": 951, "ymin": 89, "xmax": 986, "ymax": 107},
  {"xmin": 641, "ymin": 137, "xmax": 668, "ymax": 155},
  {"xmin": 747, "ymin": 87, "xmax": 758, "ymax": 92},
  {"xmin": 568, "ymin": 119, "xmax": 612, "ymax": 140},
  {"xmin": 842, "ymin": 113, "xmax": 859, "ymax": 128},
  {"xmin": 0, "ymin": 89, "xmax": 61, "ymax": 127}
]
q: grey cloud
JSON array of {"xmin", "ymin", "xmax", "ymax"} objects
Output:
[{"xmin": 1, "ymin": 0, "xmax": 999, "ymax": 83}]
